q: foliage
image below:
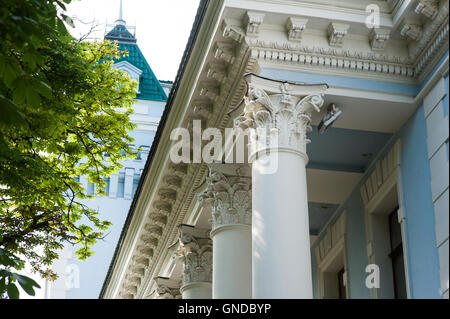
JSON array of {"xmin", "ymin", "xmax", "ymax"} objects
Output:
[
  {"xmin": 0, "ymin": 236, "xmax": 40, "ymax": 299},
  {"xmin": 0, "ymin": 0, "xmax": 138, "ymax": 297}
]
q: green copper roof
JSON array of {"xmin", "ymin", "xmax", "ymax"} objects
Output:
[
  {"xmin": 105, "ymin": 23, "xmax": 136, "ymax": 43},
  {"xmin": 105, "ymin": 25, "xmax": 167, "ymax": 102}
]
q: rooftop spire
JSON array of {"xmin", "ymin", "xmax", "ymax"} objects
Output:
[{"xmin": 116, "ymin": 0, "xmax": 125, "ymax": 25}]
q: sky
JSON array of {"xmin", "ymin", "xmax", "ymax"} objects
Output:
[{"xmin": 65, "ymin": 0, "xmax": 201, "ymax": 81}]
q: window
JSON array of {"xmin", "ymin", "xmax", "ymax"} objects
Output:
[
  {"xmin": 388, "ymin": 209, "xmax": 407, "ymax": 299},
  {"xmin": 104, "ymin": 177, "xmax": 110, "ymax": 197},
  {"xmin": 87, "ymin": 183, "xmax": 95, "ymax": 196},
  {"xmin": 117, "ymin": 173, "xmax": 125, "ymax": 198},
  {"xmin": 131, "ymin": 175, "xmax": 140, "ymax": 197}
]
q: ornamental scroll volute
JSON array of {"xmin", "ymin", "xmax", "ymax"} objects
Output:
[{"xmin": 234, "ymin": 73, "xmax": 327, "ymax": 159}]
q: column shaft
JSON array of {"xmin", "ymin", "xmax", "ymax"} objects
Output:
[
  {"xmin": 212, "ymin": 225, "xmax": 252, "ymax": 298},
  {"xmin": 252, "ymin": 151, "xmax": 312, "ymax": 298},
  {"xmin": 181, "ymin": 282, "xmax": 212, "ymax": 299}
]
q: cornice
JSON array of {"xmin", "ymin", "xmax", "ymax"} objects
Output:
[{"xmin": 223, "ymin": 2, "xmax": 449, "ymax": 83}]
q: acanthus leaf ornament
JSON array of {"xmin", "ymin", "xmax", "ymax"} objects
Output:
[
  {"xmin": 198, "ymin": 164, "xmax": 252, "ymax": 231},
  {"xmin": 234, "ymin": 74, "xmax": 327, "ymax": 160},
  {"xmin": 176, "ymin": 225, "xmax": 212, "ymax": 287}
]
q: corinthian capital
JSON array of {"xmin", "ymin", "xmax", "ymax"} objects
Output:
[
  {"xmin": 153, "ymin": 277, "xmax": 181, "ymax": 299},
  {"xmin": 234, "ymin": 73, "xmax": 328, "ymax": 160},
  {"xmin": 198, "ymin": 164, "xmax": 251, "ymax": 232},
  {"xmin": 176, "ymin": 225, "xmax": 212, "ymax": 287}
]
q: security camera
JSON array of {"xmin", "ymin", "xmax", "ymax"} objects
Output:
[{"xmin": 318, "ymin": 103, "xmax": 342, "ymax": 134}]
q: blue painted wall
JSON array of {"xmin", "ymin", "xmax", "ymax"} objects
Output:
[
  {"xmin": 398, "ymin": 104, "xmax": 441, "ymax": 298},
  {"xmin": 344, "ymin": 192, "xmax": 371, "ymax": 299},
  {"xmin": 309, "ymin": 103, "xmax": 441, "ymax": 298},
  {"xmin": 260, "ymin": 69, "xmax": 419, "ymax": 95}
]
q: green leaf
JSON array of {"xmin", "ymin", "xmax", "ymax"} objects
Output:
[
  {"xmin": 57, "ymin": 18, "xmax": 68, "ymax": 34},
  {"xmin": 61, "ymin": 14, "xmax": 75, "ymax": 28},
  {"xmin": 7, "ymin": 283, "xmax": 19, "ymax": 299},
  {"xmin": 12, "ymin": 81, "xmax": 27, "ymax": 105},
  {"xmin": 25, "ymin": 86, "xmax": 41, "ymax": 108},
  {"xmin": 0, "ymin": 94, "xmax": 28, "ymax": 127},
  {"xmin": 0, "ymin": 269, "xmax": 12, "ymax": 278},
  {"xmin": 13, "ymin": 273, "xmax": 40, "ymax": 296},
  {"xmin": 33, "ymin": 80, "xmax": 52, "ymax": 99},
  {"xmin": 0, "ymin": 277, "xmax": 6, "ymax": 293}
]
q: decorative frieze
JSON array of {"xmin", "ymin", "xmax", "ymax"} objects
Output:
[
  {"xmin": 369, "ymin": 28, "xmax": 391, "ymax": 52},
  {"xmin": 245, "ymin": 11, "xmax": 265, "ymax": 37},
  {"xmin": 286, "ymin": 17, "xmax": 308, "ymax": 42},
  {"xmin": 198, "ymin": 164, "xmax": 251, "ymax": 231},
  {"xmin": 400, "ymin": 21, "xmax": 423, "ymax": 41},
  {"xmin": 153, "ymin": 277, "xmax": 181, "ymax": 299},
  {"xmin": 125, "ymin": 274, "xmax": 142, "ymax": 287},
  {"xmin": 411, "ymin": 1, "xmax": 449, "ymax": 74},
  {"xmin": 415, "ymin": 22, "xmax": 449, "ymax": 76},
  {"xmin": 157, "ymin": 188, "xmax": 177, "ymax": 204},
  {"xmin": 415, "ymin": 0, "xmax": 439, "ymax": 19},
  {"xmin": 189, "ymin": 101, "xmax": 213, "ymax": 125},
  {"xmin": 207, "ymin": 62, "xmax": 227, "ymax": 84},
  {"xmin": 117, "ymin": 162, "xmax": 188, "ymax": 299},
  {"xmin": 235, "ymin": 73, "xmax": 327, "ymax": 159},
  {"xmin": 360, "ymin": 140, "xmax": 401, "ymax": 209},
  {"xmin": 214, "ymin": 42, "xmax": 236, "ymax": 64},
  {"xmin": 221, "ymin": 19, "xmax": 245, "ymax": 43},
  {"xmin": 176, "ymin": 225, "xmax": 213, "ymax": 287},
  {"xmin": 327, "ymin": 22, "xmax": 350, "ymax": 47},
  {"xmin": 200, "ymin": 83, "xmax": 220, "ymax": 102},
  {"xmin": 122, "ymin": 282, "xmax": 138, "ymax": 296},
  {"xmin": 314, "ymin": 211, "xmax": 347, "ymax": 265},
  {"xmin": 247, "ymin": 39, "xmax": 416, "ymax": 78}
]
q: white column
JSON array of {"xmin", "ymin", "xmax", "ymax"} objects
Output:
[
  {"xmin": 199, "ymin": 164, "xmax": 252, "ymax": 299},
  {"xmin": 235, "ymin": 73, "xmax": 328, "ymax": 299},
  {"xmin": 177, "ymin": 225, "xmax": 212, "ymax": 299}
]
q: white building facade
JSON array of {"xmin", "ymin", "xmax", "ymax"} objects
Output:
[{"xmin": 100, "ymin": 0, "xmax": 449, "ymax": 299}]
